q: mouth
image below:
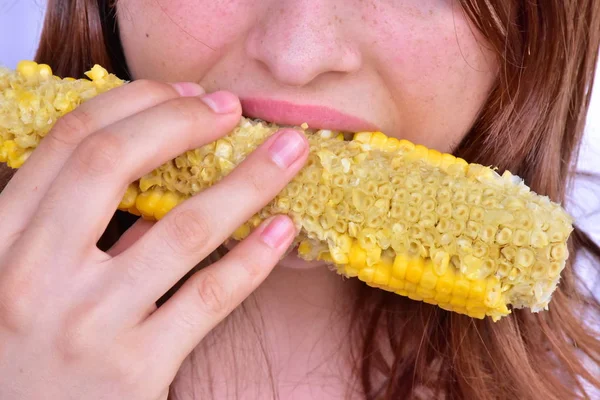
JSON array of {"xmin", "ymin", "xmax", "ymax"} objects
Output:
[{"xmin": 240, "ymin": 97, "xmax": 380, "ymax": 134}]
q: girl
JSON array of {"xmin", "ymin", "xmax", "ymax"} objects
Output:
[{"xmin": 0, "ymin": 1, "xmax": 599, "ymax": 399}]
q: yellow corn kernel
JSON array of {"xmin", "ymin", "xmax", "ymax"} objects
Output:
[
  {"xmin": 408, "ymin": 292, "xmax": 424, "ymax": 301},
  {"xmin": 405, "ymin": 259, "xmax": 425, "ymax": 283},
  {"xmin": 119, "ymin": 184, "xmax": 140, "ymax": 209},
  {"xmin": 436, "ymin": 272, "xmax": 455, "ymax": 295},
  {"xmin": 392, "ymin": 255, "xmax": 409, "ymax": 280},
  {"xmin": 453, "ymin": 279, "xmax": 471, "ymax": 298},
  {"xmin": 432, "ymin": 251, "xmax": 450, "ymax": 276},
  {"xmin": 318, "ymin": 252, "xmax": 334, "ymax": 263},
  {"xmin": 358, "ymin": 267, "xmax": 375, "ymax": 283},
  {"xmin": 0, "ymin": 61, "xmax": 575, "ymax": 321},
  {"xmin": 420, "ymin": 263, "xmax": 438, "ymax": 290},
  {"xmin": 370, "ymin": 132, "xmax": 388, "ymax": 149},
  {"xmin": 427, "ymin": 149, "xmax": 442, "ymax": 167},
  {"xmin": 439, "ymin": 153, "xmax": 457, "ymax": 171},
  {"xmin": 135, "ymin": 188, "xmax": 165, "ymax": 219},
  {"xmin": 155, "ymin": 191, "xmax": 181, "ymax": 220},
  {"xmin": 371, "ymin": 259, "xmax": 392, "ymax": 286},
  {"xmin": 349, "ymin": 241, "xmax": 368, "ymax": 270},
  {"xmin": 384, "ymin": 137, "xmax": 400, "ymax": 152},
  {"xmin": 404, "ymin": 282, "xmax": 418, "ymax": 293},
  {"xmin": 38, "ymin": 64, "xmax": 53, "ymax": 80},
  {"xmin": 408, "ymin": 144, "xmax": 429, "ymax": 162},
  {"xmin": 468, "ymin": 281, "xmax": 487, "ymax": 302},
  {"xmin": 233, "ymin": 223, "xmax": 252, "ymax": 240},
  {"xmin": 434, "ymin": 292, "xmax": 452, "ymax": 304},
  {"xmin": 397, "ymin": 139, "xmax": 415, "ymax": 153},
  {"xmin": 16, "ymin": 60, "xmax": 39, "ymax": 80},
  {"xmin": 450, "ymin": 296, "xmax": 467, "ymax": 308},
  {"xmin": 388, "ymin": 277, "xmax": 405, "ymax": 290},
  {"xmin": 0, "ymin": 140, "xmax": 15, "ymax": 163},
  {"xmin": 297, "ymin": 240, "xmax": 314, "ymax": 258},
  {"xmin": 353, "ymin": 132, "xmax": 372, "ymax": 143},
  {"xmin": 416, "ymin": 285, "xmax": 436, "ymax": 299},
  {"xmin": 5, "ymin": 141, "xmax": 29, "ymax": 168},
  {"xmin": 330, "ymin": 246, "xmax": 349, "ymax": 264},
  {"xmin": 127, "ymin": 205, "xmax": 141, "ymax": 216}
]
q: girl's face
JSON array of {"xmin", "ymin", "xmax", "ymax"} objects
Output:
[{"xmin": 116, "ymin": 0, "xmax": 498, "ymax": 268}]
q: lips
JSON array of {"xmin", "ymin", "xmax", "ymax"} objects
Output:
[{"xmin": 240, "ymin": 98, "xmax": 379, "ymax": 133}]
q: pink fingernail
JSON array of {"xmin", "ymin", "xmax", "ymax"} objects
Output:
[
  {"xmin": 201, "ymin": 91, "xmax": 240, "ymax": 114},
  {"xmin": 268, "ymin": 130, "xmax": 306, "ymax": 168},
  {"xmin": 260, "ymin": 216, "xmax": 294, "ymax": 249},
  {"xmin": 170, "ymin": 82, "xmax": 205, "ymax": 96}
]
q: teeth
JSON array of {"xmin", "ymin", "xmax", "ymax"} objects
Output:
[{"xmin": 318, "ymin": 129, "xmax": 333, "ymax": 139}]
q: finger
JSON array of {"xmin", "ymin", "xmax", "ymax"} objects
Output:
[
  {"xmin": 109, "ymin": 128, "xmax": 308, "ymax": 315},
  {"xmin": 137, "ymin": 215, "xmax": 295, "ymax": 365},
  {"xmin": 106, "ymin": 218, "xmax": 155, "ymax": 257},
  {"xmin": 0, "ymin": 80, "xmax": 201, "ymax": 245},
  {"xmin": 21, "ymin": 91, "xmax": 241, "ymax": 254}
]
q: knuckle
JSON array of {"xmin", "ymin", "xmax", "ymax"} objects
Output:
[
  {"xmin": 218, "ymin": 166, "xmax": 270, "ymax": 206},
  {"xmin": 48, "ymin": 108, "xmax": 94, "ymax": 150},
  {"xmin": 192, "ymin": 271, "xmax": 230, "ymax": 316},
  {"xmin": 55, "ymin": 305, "xmax": 100, "ymax": 361},
  {"xmin": 0, "ymin": 267, "xmax": 36, "ymax": 332},
  {"xmin": 165, "ymin": 209, "xmax": 211, "ymax": 255},
  {"xmin": 245, "ymin": 168, "xmax": 269, "ymax": 196},
  {"xmin": 122, "ymin": 255, "xmax": 153, "ymax": 286},
  {"xmin": 110, "ymin": 351, "xmax": 146, "ymax": 391},
  {"xmin": 73, "ymin": 131, "xmax": 122, "ymax": 177},
  {"xmin": 235, "ymin": 253, "xmax": 264, "ymax": 280},
  {"xmin": 128, "ymin": 79, "xmax": 177, "ymax": 101}
]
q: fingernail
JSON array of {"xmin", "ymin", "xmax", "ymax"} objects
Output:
[
  {"xmin": 268, "ymin": 130, "xmax": 306, "ymax": 168},
  {"xmin": 170, "ymin": 82, "xmax": 205, "ymax": 97},
  {"xmin": 260, "ymin": 216, "xmax": 294, "ymax": 248},
  {"xmin": 201, "ymin": 91, "xmax": 240, "ymax": 114}
]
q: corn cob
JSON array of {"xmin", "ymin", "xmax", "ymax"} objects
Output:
[{"xmin": 0, "ymin": 60, "xmax": 574, "ymax": 321}]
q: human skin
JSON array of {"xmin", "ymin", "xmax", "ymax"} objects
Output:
[
  {"xmin": 119, "ymin": 0, "xmax": 496, "ymax": 150},
  {"xmin": 0, "ymin": 0, "xmax": 503, "ymax": 399},
  {"xmin": 115, "ymin": 0, "xmax": 498, "ymax": 398},
  {"xmin": 118, "ymin": 0, "xmax": 497, "ymax": 269}
]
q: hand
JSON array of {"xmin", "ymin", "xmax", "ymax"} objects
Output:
[{"xmin": 0, "ymin": 79, "xmax": 308, "ymax": 400}]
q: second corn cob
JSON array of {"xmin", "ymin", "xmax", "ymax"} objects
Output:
[{"xmin": 0, "ymin": 61, "xmax": 574, "ymax": 321}]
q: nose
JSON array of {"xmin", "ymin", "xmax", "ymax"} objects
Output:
[{"xmin": 245, "ymin": 0, "xmax": 362, "ymax": 87}]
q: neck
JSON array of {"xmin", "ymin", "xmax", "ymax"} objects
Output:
[{"xmin": 170, "ymin": 261, "xmax": 364, "ymax": 400}]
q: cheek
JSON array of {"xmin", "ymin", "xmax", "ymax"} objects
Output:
[
  {"xmin": 117, "ymin": 0, "xmax": 254, "ymax": 80},
  {"xmin": 365, "ymin": 2, "xmax": 497, "ymax": 150}
]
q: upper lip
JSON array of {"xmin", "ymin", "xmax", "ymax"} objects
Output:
[{"xmin": 240, "ymin": 97, "xmax": 379, "ymax": 132}]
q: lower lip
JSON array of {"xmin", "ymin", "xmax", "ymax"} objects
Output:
[{"xmin": 240, "ymin": 98, "xmax": 378, "ymax": 132}]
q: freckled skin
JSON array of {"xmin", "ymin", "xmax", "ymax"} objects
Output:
[
  {"xmin": 115, "ymin": 2, "xmax": 500, "ymax": 397},
  {"xmin": 117, "ymin": 0, "xmax": 497, "ymax": 273},
  {"xmin": 117, "ymin": 0, "xmax": 497, "ymax": 150},
  {"xmin": 118, "ymin": 0, "xmax": 497, "ymax": 273}
]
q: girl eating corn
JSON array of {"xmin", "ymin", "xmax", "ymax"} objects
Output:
[{"xmin": 0, "ymin": 1, "xmax": 599, "ymax": 399}]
